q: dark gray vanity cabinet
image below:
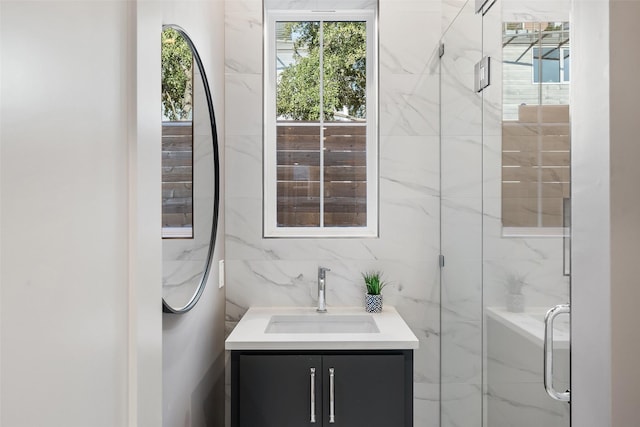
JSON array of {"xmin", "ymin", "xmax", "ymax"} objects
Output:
[
  {"xmin": 231, "ymin": 350, "xmax": 413, "ymax": 427},
  {"xmin": 235, "ymin": 354, "xmax": 322, "ymax": 426}
]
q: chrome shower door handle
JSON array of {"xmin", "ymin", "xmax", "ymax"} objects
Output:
[
  {"xmin": 310, "ymin": 368, "xmax": 316, "ymax": 423},
  {"xmin": 544, "ymin": 304, "xmax": 571, "ymax": 402},
  {"xmin": 329, "ymin": 367, "xmax": 335, "ymax": 423}
]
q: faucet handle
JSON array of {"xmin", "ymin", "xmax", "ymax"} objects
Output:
[{"xmin": 318, "ymin": 266, "xmax": 331, "ymax": 279}]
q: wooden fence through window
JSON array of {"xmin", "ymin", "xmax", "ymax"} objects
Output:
[
  {"xmin": 277, "ymin": 123, "xmax": 367, "ymax": 227},
  {"xmin": 162, "ymin": 122, "xmax": 193, "ymax": 230}
]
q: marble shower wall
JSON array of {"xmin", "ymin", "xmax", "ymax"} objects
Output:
[
  {"xmin": 224, "ymin": 0, "xmax": 442, "ymax": 425},
  {"xmin": 439, "ymin": 1, "xmax": 483, "ymax": 426}
]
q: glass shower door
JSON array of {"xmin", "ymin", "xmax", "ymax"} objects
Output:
[
  {"xmin": 439, "ymin": 1, "xmax": 572, "ymax": 426},
  {"xmin": 482, "ymin": 5, "xmax": 571, "ymax": 426}
]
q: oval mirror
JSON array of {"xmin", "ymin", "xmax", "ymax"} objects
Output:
[{"xmin": 161, "ymin": 25, "xmax": 220, "ymax": 313}]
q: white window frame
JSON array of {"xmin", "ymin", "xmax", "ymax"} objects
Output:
[{"xmin": 264, "ymin": 9, "xmax": 378, "ymax": 238}]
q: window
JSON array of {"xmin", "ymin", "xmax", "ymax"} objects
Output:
[
  {"xmin": 264, "ymin": 10, "xmax": 378, "ymax": 237},
  {"xmin": 533, "ymin": 47, "xmax": 570, "ymax": 83}
]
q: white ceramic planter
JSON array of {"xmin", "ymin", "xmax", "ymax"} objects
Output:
[{"xmin": 365, "ymin": 293, "xmax": 383, "ymax": 313}]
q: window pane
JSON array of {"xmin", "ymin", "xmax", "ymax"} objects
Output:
[
  {"xmin": 277, "ymin": 124, "xmax": 321, "ymax": 226},
  {"xmin": 276, "ymin": 21, "xmax": 321, "ymax": 121},
  {"xmin": 322, "ymin": 21, "xmax": 367, "ymax": 122},
  {"xmin": 533, "ymin": 47, "xmax": 560, "ymax": 83},
  {"xmin": 162, "ymin": 122, "xmax": 193, "ymax": 235},
  {"xmin": 563, "ymin": 48, "xmax": 570, "ymax": 81},
  {"xmin": 323, "ymin": 124, "xmax": 367, "ymax": 227}
]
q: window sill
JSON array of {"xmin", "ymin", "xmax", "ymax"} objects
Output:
[
  {"xmin": 264, "ymin": 226, "xmax": 378, "ymax": 239},
  {"xmin": 502, "ymin": 227, "xmax": 569, "ymax": 238},
  {"xmin": 162, "ymin": 227, "xmax": 194, "ymax": 239}
]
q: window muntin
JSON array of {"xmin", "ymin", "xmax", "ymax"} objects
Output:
[{"xmin": 265, "ymin": 11, "xmax": 377, "ymax": 237}]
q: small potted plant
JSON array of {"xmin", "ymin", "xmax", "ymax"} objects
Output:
[
  {"xmin": 504, "ymin": 272, "xmax": 526, "ymax": 313},
  {"xmin": 362, "ymin": 271, "xmax": 387, "ymax": 313}
]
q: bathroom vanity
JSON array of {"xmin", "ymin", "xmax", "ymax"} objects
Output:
[{"xmin": 226, "ymin": 306, "xmax": 418, "ymax": 427}]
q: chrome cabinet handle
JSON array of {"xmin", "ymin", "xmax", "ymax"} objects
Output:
[
  {"xmin": 310, "ymin": 368, "xmax": 316, "ymax": 423},
  {"xmin": 544, "ymin": 304, "xmax": 571, "ymax": 402},
  {"xmin": 329, "ymin": 367, "xmax": 335, "ymax": 423}
]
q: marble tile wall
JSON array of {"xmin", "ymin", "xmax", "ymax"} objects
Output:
[
  {"xmin": 224, "ymin": 0, "xmax": 442, "ymax": 425},
  {"xmin": 439, "ymin": 1, "xmax": 484, "ymax": 426},
  {"xmin": 486, "ymin": 316, "xmax": 570, "ymax": 426}
]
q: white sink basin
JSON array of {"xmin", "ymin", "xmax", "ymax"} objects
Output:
[{"xmin": 265, "ymin": 314, "xmax": 380, "ymax": 334}]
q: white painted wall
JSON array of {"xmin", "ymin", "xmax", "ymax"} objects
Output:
[
  {"xmin": 571, "ymin": 1, "xmax": 640, "ymax": 425},
  {"xmin": 136, "ymin": 1, "xmax": 227, "ymax": 427},
  {"xmin": 1, "ymin": 1, "xmax": 161, "ymax": 426},
  {"xmin": 571, "ymin": 0, "xmax": 612, "ymax": 425},
  {"xmin": 0, "ymin": 1, "xmax": 228, "ymax": 425}
]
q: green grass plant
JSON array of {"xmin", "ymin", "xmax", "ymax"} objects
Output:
[{"xmin": 362, "ymin": 271, "xmax": 387, "ymax": 295}]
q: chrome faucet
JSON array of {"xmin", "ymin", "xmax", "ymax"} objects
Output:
[{"xmin": 317, "ymin": 267, "xmax": 331, "ymax": 313}]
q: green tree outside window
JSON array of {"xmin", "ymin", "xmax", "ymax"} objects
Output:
[{"xmin": 277, "ymin": 21, "xmax": 367, "ymax": 121}]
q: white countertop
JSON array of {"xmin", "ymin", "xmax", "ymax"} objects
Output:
[{"xmin": 225, "ymin": 306, "xmax": 419, "ymax": 351}]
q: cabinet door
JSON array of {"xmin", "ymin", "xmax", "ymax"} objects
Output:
[
  {"xmin": 237, "ymin": 354, "xmax": 322, "ymax": 427},
  {"xmin": 322, "ymin": 354, "xmax": 406, "ymax": 427}
]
